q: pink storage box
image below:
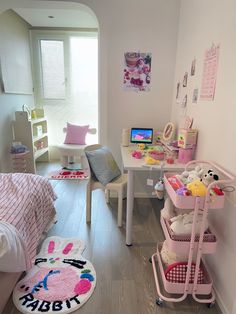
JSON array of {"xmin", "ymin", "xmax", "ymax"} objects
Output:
[
  {"xmin": 178, "ymin": 148, "xmax": 193, "ymax": 164},
  {"xmin": 164, "ymin": 172, "xmax": 225, "ymax": 209}
]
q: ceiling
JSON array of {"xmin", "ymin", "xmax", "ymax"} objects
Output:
[{"xmin": 13, "ymin": 7, "xmax": 98, "ymax": 28}]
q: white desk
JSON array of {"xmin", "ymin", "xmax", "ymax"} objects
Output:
[{"xmin": 121, "ymin": 145, "xmax": 186, "ymax": 245}]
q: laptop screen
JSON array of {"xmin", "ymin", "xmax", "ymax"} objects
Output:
[{"xmin": 130, "ymin": 128, "xmax": 153, "ymax": 144}]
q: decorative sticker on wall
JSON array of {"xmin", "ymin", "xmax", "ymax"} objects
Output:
[
  {"xmin": 200, "ymin": 44, "xmax": 220, "ymax": 101},
  {"xmin": 123, "ymin": 52, "xmax": 151, "ymax": 92},
  {"xmin": 183, "ymin": 72, "xmax": 188, "ymax": 87},
  {"xmin": 181, "ymin": 94, "xmax": 187, "ymax": 108},
  {"xmin": 192, "ymin": 88, "xmax": 198, "ymax": 104},
  {"xmin": 176, "ymin": 81, "xmax": 181, "ymax": 103}
]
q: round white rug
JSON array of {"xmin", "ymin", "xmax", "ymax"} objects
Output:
[{"xmin": 13, "ymin": 236, "xmax": 96, "ymax": 314}]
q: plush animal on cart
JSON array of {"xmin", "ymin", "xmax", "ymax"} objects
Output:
[
  {"xmin": 201, "ymin": 169, "xmax": 219, "ymax": 186},
  {"xmin": 180, "ymin": 165, "xmax": 204, "ymax": 184}
]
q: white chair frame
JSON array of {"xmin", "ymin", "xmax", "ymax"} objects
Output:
[{"xmin": 84, "ymin": 144, "xmax": 127, "ymax": 227}]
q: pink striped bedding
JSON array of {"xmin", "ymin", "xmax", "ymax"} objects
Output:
[{"xmin": 0, "ymin": 173, "xmax": 57, "ymax": 270}]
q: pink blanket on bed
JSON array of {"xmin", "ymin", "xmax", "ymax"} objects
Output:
[{"xmin": 0, "ymin": 173, "xmax": 57, "ymax": 269}]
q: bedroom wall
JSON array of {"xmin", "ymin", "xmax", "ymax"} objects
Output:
[
  {"xmin": 0, "ymin": 0, "xmax": 180, "ymax": 194},
  {"xmin": 0, "ymin": 10, "xmax": 34, "ymax": 172},
  {"xmin": 171, "ymin": 1, "xmax": 236, "ymax": 313}
]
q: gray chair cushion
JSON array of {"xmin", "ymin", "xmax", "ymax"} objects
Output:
[{"xmin": 85, "ymin": 146, "xmax": 121, "ymax": 185}]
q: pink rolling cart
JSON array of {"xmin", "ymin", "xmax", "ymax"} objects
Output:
[{"xmin": 151, "ymin": 160, "xmax": 236, "ymax": 307}]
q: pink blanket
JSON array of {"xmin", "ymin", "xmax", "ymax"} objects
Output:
[{"xmin": 0, "ymin": 173, "xmax": 57, "ymax": 269}]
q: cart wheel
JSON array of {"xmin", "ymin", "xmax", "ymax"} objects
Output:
[
  {"xmin": 207, "ymin": 302, "xmax": 215, "ymax": 308},
  {"xmin": 156, "ymin": 297, "xmax": 163, "ymax": 306},
  {"xmin": 149, "ymin": 257, "xmax": 152, "ymax": 263}
]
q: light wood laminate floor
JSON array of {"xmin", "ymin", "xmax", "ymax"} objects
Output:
[{"xmin": 4, "ymin": 162, "xmax": 221, "ymax": 314}]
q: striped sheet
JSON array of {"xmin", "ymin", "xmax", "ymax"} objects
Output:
[{"xmin": 0, "ymin": 173, "xmax": 57, "ymax": 269}]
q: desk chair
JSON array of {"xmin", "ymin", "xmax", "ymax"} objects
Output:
[
  {"xmin": 57, "ymin": 126, "xmax": 97, "ymax": 168},
  {"xmin": 84, "ymin": 144, "xmax": 127, "ymax": 227}
]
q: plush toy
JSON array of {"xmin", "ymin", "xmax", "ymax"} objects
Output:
[
  {"xmin": 176, "ymin": 186, "xmax": 191, "ymax": 196},
  {"xmin": 201, "ymin": 169, "xmax": 219, "ymax": 186},
  {"xmin": 145, "ymin": 155, "xmax": 160, "ymax": 165},
  {"xmin": 160, "ymin": 240, "xmax": 197, "ymax": 267},
  {"xmin": 160, "ymin": 197, "xmax": 176, "ymax": 219},
  {"xmin": 170, "ymin": 211, "xmax": 208, "ymax": 235},
  {"xmin": 154, "ymin": 179, "xmax": 165, "ymax": 200},
  {"xmin": 180, "ymin": 165, "xmax": 204, "ymax": 184},
  {"xmin": 187, "ymin": 179, "xmax": 207, "ymax": 197},
  {"xmin": 132, "ymin": 150, "xmax": 142, "ymax": 159}
]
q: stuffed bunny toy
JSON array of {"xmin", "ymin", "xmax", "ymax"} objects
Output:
[{"xmin": 13, "ymin": 236, "xmax": 96, "ymax": 314}]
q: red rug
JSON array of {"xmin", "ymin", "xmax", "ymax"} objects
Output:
[{"xmin": 48, "ymin": 169, "xmax": 89, "ymax": 180}]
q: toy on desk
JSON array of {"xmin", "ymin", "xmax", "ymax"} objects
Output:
[
  {"xmin": 145, "ymin": 155, "xmax": 160, "ymax": 165},
  {"xmin": 153, "ymin": 130, "xmax": 163, "ymax": 144},
  {"xmin": 132, "ymin": 150, "xmax": 143, "ymax": 159},
  {"xmin": 137, "ymin": 143, "xmax": 148, "ymax": 150},
  {"xmin": 148, "ymin": 149, "xmax": 165, "ymax": 160},
  {"xmin": 154, "ymin": 178, "xmax": 164, "ymax": 200}
]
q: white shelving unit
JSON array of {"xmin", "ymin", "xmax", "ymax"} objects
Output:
[
  {"xmin": 151, "ymin": 160, "xmax": 236, "ymax": 308},
  {"xmin": 13, "ymin": 109, "xmax": 49, "ymax": 173}
]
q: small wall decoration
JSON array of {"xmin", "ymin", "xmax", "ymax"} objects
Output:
[
  {"xmin": 176, "ymin": 82, "xmax": 180, "ymax": 101},
  {"xmin": 191, "ymin": 58, "xmax": 196, "ymax": 76},
  {"xmin": 183, "ymin": 72, "xmax": 188, "ymax": 87},
  {"xmin": 192, "ymin": 88, "xmax": 198, "ymax": 104},
  {"xmin": 200, "ymin": 44, "xmax": 220, "ymax": 101},
  {"xmin": 181, "ymin": 94, "xmax": 188, "ymax": 108},
  {"xmin": 124, "ymin": 52, "xmax": 152, "ymax": 92}
]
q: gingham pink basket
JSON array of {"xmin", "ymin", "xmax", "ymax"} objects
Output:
[{"xmin": 165, "ymin": 262, "xmax": 204, "ymax": 284}]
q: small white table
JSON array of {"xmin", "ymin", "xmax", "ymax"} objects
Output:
[{"xmin": 121, "ymin": 145, "xmax": 186, "ymax": 245}]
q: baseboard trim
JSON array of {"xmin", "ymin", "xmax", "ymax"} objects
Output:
[{"xmin": 214, "ymin": 285, "xmax": 229, "ymax": 314}]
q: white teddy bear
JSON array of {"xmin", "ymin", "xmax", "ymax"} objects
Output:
[
  {"xmin": 180, "ymin": 165, "xmax": 204, "ymax": 185},
  {"xmin": 170, "ymin": 211, "xmax": 208, "ymax": 235}
]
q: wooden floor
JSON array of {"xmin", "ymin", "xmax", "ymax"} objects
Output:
[{"xmin": 4, "ymin": 162, "xmax": 221, "ymax": 314}]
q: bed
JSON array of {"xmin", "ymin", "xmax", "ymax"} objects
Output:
[{"xmin": 0, "ymin": 173, "xmax": 57, "ymax": 313}]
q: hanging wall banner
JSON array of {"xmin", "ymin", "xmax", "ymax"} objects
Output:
[
  {"xmin": 123, "ymin": 52, "xmax": 151, "ymax": 92},
  {"xmin": 200, "ymin": 44, "xmax": 220, "ymax": 101}
]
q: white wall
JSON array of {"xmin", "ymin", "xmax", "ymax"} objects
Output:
[
  {"xmin": 171, "ymin": 1, "xmax": 236, "ymax": 313},
  {"xmin": 0, "ymin": 10, "xmax": 34, "ymax": 172}
]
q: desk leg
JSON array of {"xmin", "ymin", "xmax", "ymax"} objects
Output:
[{"xmin": 126, "ymin": 169, "xmax": 134, "ymax": 246}]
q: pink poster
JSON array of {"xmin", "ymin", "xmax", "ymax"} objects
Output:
[
  {"xmin": 123, "ymin": 52, "xmax": 151, "ymax": 92},
  {"xmin": 200, "ymin": 44, "xmax": 220, "ymax": 101}
]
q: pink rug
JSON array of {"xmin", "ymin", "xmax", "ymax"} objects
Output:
[
  {"xmin": 13, "ymin": 237, "xmax": 96, "ymax": 314},
  {"xmin": 48, "ymin": 169, "xmax": 89, "ymax": 180}
]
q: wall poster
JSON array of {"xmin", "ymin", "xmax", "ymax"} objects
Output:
[
  {"xmin": 123, "ymin": 52, "xmax": 151, "ymax": 92},
  {"xmin": 200, "ymin": 44, "xmax": 220, "ymax": 101}
]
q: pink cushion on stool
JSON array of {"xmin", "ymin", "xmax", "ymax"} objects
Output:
[{"xmin": 64, "ymin": 123, "xmax": 89, "ymax": 145}]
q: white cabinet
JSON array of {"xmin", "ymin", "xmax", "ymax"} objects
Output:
[{"xmin": 13, "ymin": 109, "xmax": 49, "ymax": 173}]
